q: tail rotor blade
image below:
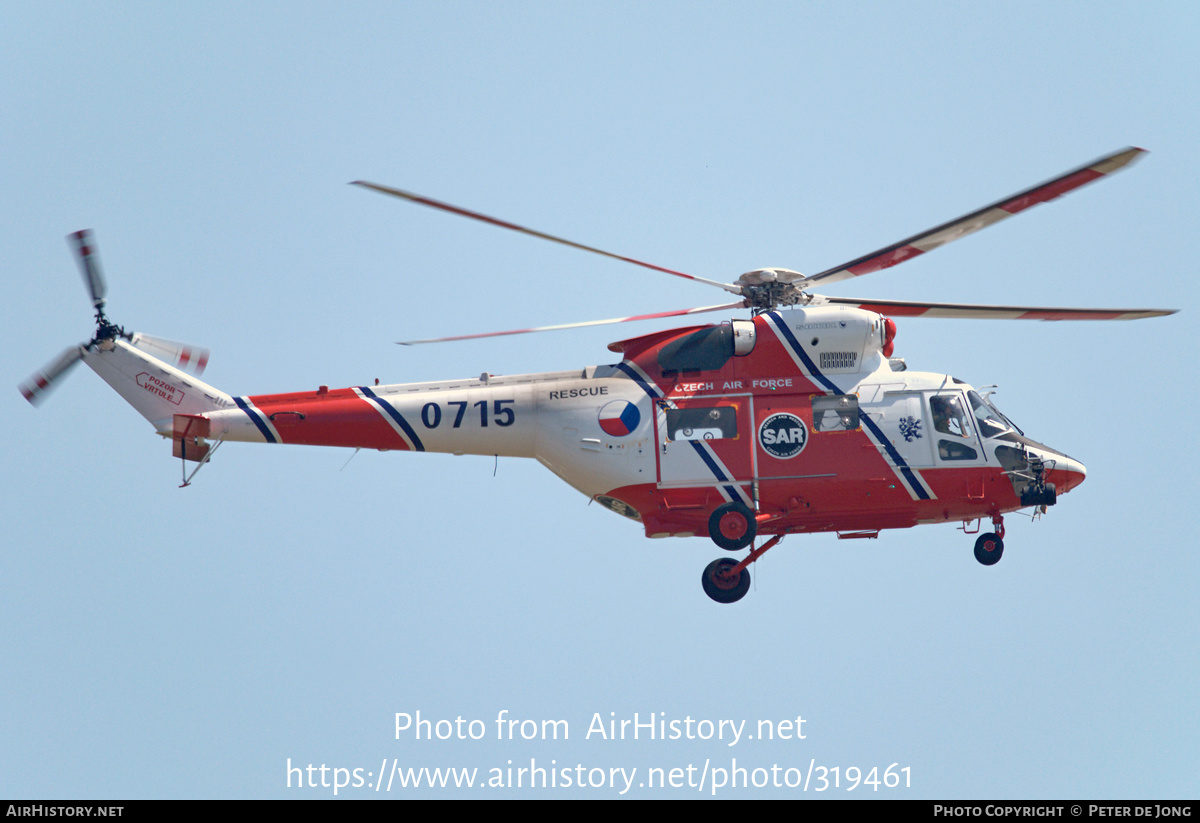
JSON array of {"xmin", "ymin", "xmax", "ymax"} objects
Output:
[
  {"xmin": 129, "ymin": 333, "xmax": 210, "ymax": 375},
  {"xmin": 68, "ymin": 229, "xmax": 107, "ymax": 310},
  {"xmin": 19, "ymin": 345, "xmax": 86, "ymax": 405}
]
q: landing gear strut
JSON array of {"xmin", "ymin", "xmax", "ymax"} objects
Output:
[
  {"xmin": 701, "ymin": 534, "xmax": 784, "ymax": 603},
  {"xmin": 1020, "ymin": 453, "xmax": 1057, "ymax": 507},
  {"xmin": 974, "ymin": 515, "xmax": 1005, "ymax": 566}
]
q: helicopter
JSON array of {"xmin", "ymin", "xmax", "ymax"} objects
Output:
[{"xmin": 20, "ymin": 147, "xmax": 1175, "ymax": 603}]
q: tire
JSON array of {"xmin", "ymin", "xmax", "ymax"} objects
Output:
[
  {"xmin": 974, "ymin": 532, "xmax": 1004, "ymax": 566},
  {"xmin": 708, "ymin": 501, "xmax": 757, "ymax": 551},
  {"xmin": 702, "ymin": 557, "xmax": 751, "ymax": 604}
]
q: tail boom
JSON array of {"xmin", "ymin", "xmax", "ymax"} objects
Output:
[{"xmin": 205, "ymin": 379, "xmax": 540, "ymax": 457}]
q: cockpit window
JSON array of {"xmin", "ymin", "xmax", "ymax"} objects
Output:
[
  {"xmin": 930, "ymin": 394, "xmax": 973, "ymax": 439},
  {"xmin": 968, "ymin": 391, "xmax": 1021, "ymax": 438}
]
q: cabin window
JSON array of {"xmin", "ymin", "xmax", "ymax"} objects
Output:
[
  {"xmin": 665, "ymin": 406, "xmax": 738, "ymax": 441},
  {"xmin": 657, "ymin": 325, "xmax": 734, "ymax": 374},
  {"xmin": 938, "ymin": 439, "xmax": 979, "ymax": 461},
  {"xmin": 812, "ymin": 394, "xmax": 859, "ymax": 431}
]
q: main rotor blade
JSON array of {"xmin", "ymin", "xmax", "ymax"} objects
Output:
[
  {"xmin": 19, "ymin": 345, "xmax": 86, "ymax": 405},
  {"xmin": 68, "ymin": 229, "xmax": 107, "ymax": 310},
  {"xmin": 799, "ymin": 147, "xmax": 1147, "ymax": 291},
  {"xmin": 352, "ymin": 181, "xmax": 743, "ymax": 296},
  {"xmin": 824, "ymin": 296, "xmax": 1176, "ymax": 321},
  {"xmin": 398, "ymin": 301, "xmax": 745, "ymax": 345}
]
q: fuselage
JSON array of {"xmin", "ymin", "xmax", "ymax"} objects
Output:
[{"xmin": 98, "ymin": 305, "xmax": 1083, "ymax": 540}]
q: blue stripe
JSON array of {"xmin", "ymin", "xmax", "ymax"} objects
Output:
[
  {"xmin": 765, "ymin": 312, "xmax": 841, "ymax": 394},
  {"xmin": 359, "ymin": 387, "xmax": 425, "ymax": 452},
  {"xmin": 690, "ymin": 441, "xmax": 729, "ymax": 480},
  {"xmin": 617, "ymin": 361, "xmax": 743, "ymax": 499},
  {"xmin": 234, "ymin": 396, "xmax": 276, "ymax": 444},
  {"xmin": 767, "ymin": 312, "xmax": 931, "ymax": 501},
  {"xmin": 689, "ymin": 431, "xmax": 748, "ymax": 503},
  {"xmin": 615, "ymin": 362, "xmax": 661, "ymax": 398},
  {"xmin": 859, "ymin": 414, "xmax": 930, "ymax": 499}
]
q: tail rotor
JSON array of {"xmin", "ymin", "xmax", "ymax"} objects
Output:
[
  {"xmin": 18, "ymin": 344, "xmax": 87, "ymax": 405},
  {"xmin": 19, "ymin": 230, "xmax": 210, "ymax": 406},
  {"xmin": 68, "ymin": 229, "xmax": 107, "ymax": 317}
]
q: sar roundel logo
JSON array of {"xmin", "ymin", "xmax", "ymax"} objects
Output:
[
  {"xmin": 758, "ymin": 412, "xmax": 808, "ymax": 459},
  {"xmin": 598, "ymin": 400, "xmax": 641, "ymax": 437}
]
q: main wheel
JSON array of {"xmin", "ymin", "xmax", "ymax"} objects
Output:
[
  {"xmin": 702, "ymin": 557, "xmax": 751, "ymax": 604},
  {"xmin": 708, "ymin": 501, "xmax": 757, "ymax": 551},
  {"xmin": 974, "ymin": 532, "xmax": 1004, "ymax": 566}
]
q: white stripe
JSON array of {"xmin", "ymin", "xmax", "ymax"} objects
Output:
[
  {"xmin": 352, "ymin": 387, "xmax": 417, "ymax": 450},
  {"xmin": 695, "ymin": 441, "xmax": 754, "ymax": 505},
  {"xmin": 764, "ymin": 315, "xmax": 935, "ymax": 501},
  {"xmin": 909, "ymin": 207, "xmax": 1009, "ymax": 252},
  {"xmin": 243, "ymin": 398, "xmax": 281, "ymax": 443},
  {"xmin": 622, "ymin": 360, "xmax": 753, "ymax": 504}
]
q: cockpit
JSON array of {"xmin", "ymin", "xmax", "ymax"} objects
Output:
[
  {"xmin": 967, "ymin": 390, "xmax": 1022, "ymax": 439},
  {"xmin": 953, "ymin": 383, "xmax": 1084, "ymax": 504}
]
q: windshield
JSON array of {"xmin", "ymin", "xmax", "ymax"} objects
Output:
[{"xmin": 968, "ymin": 390, "xmax": 1023, "ymax": 438}]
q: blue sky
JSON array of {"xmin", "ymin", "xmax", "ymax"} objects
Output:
[{"xmin": 2, "ymin": 2, "xmax": 1196, "ymax": 798}]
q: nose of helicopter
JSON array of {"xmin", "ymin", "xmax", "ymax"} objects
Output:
[{"xmin": 1049, "ymin": 451, "xmax": 1087, "ymax": 494}]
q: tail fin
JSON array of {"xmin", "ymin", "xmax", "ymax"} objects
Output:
[
  {"xmin": 129, "ymin": 333, "xmax": 211, "ymax": 376},
  {"xmin": 83, "ymin": 338, "xmax": 231, "ymax": 434}
]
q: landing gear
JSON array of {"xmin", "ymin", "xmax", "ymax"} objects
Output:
[
  {"xmin": 701, "ymin": 534, "xmax": 785, "ymax": 603},
  {"xmin": 1019, "ymin": 452, "xmax": 1057, "ymax": 508},
  {"xmin": 708, "ymin": 501, "xmax": 757, "ymax": 551},
  {"xmin": 701, "ymin": 557, "xmax": 751, "ymax": 604},
  {"xmin": 974, "ymin": 532, "xmax": 1004, "ymax": 566}
]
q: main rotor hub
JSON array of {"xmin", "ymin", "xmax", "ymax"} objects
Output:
[{"xmin": 735, "ymin": 268, "xmax": 811, "ymax": 311}]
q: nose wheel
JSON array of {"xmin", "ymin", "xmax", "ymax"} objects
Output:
[{"xmin": 973, "ymin": 532, "xmax": 1003, "ymax": 565}]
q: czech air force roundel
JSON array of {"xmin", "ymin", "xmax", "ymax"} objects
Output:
[
  {"xmin": 598, "ymin": 400, "xmax": 640, "ymax": 436},
  {"xmin": 758, "ymin": 412, "xmax": 808, "ymax": 459}
]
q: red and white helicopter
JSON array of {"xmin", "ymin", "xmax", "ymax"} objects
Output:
[{"xmin": 21, "ymin": 147, "xmax": 1175, "ymax": 603}]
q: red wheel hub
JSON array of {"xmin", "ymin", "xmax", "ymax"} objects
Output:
[
  {"xmin": 719, "ymin": 511, "xmax": 748, "ymax": 540},
  {"xmin": 710, "ymin": 565, "xmax": 740, "ymax": 590}
]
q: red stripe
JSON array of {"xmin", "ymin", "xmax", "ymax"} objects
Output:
[
  {"xmin": 851, "ymin": 303, "xmax": 930, "ymax": 317},
  {"xmin": 846, "ymin": 244, "xmax": 924, "ymax": 276},
  {"xmin": 247, "ymin": 389, "xmax": 415, "ymax": 450},
  {"xmin": 1017, "ymin": 309, "xmax": 1127, "ymax": 321},
  {"xmin": 999, "ymin": 169, "xmax": 1102, "ymax": 214}
]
